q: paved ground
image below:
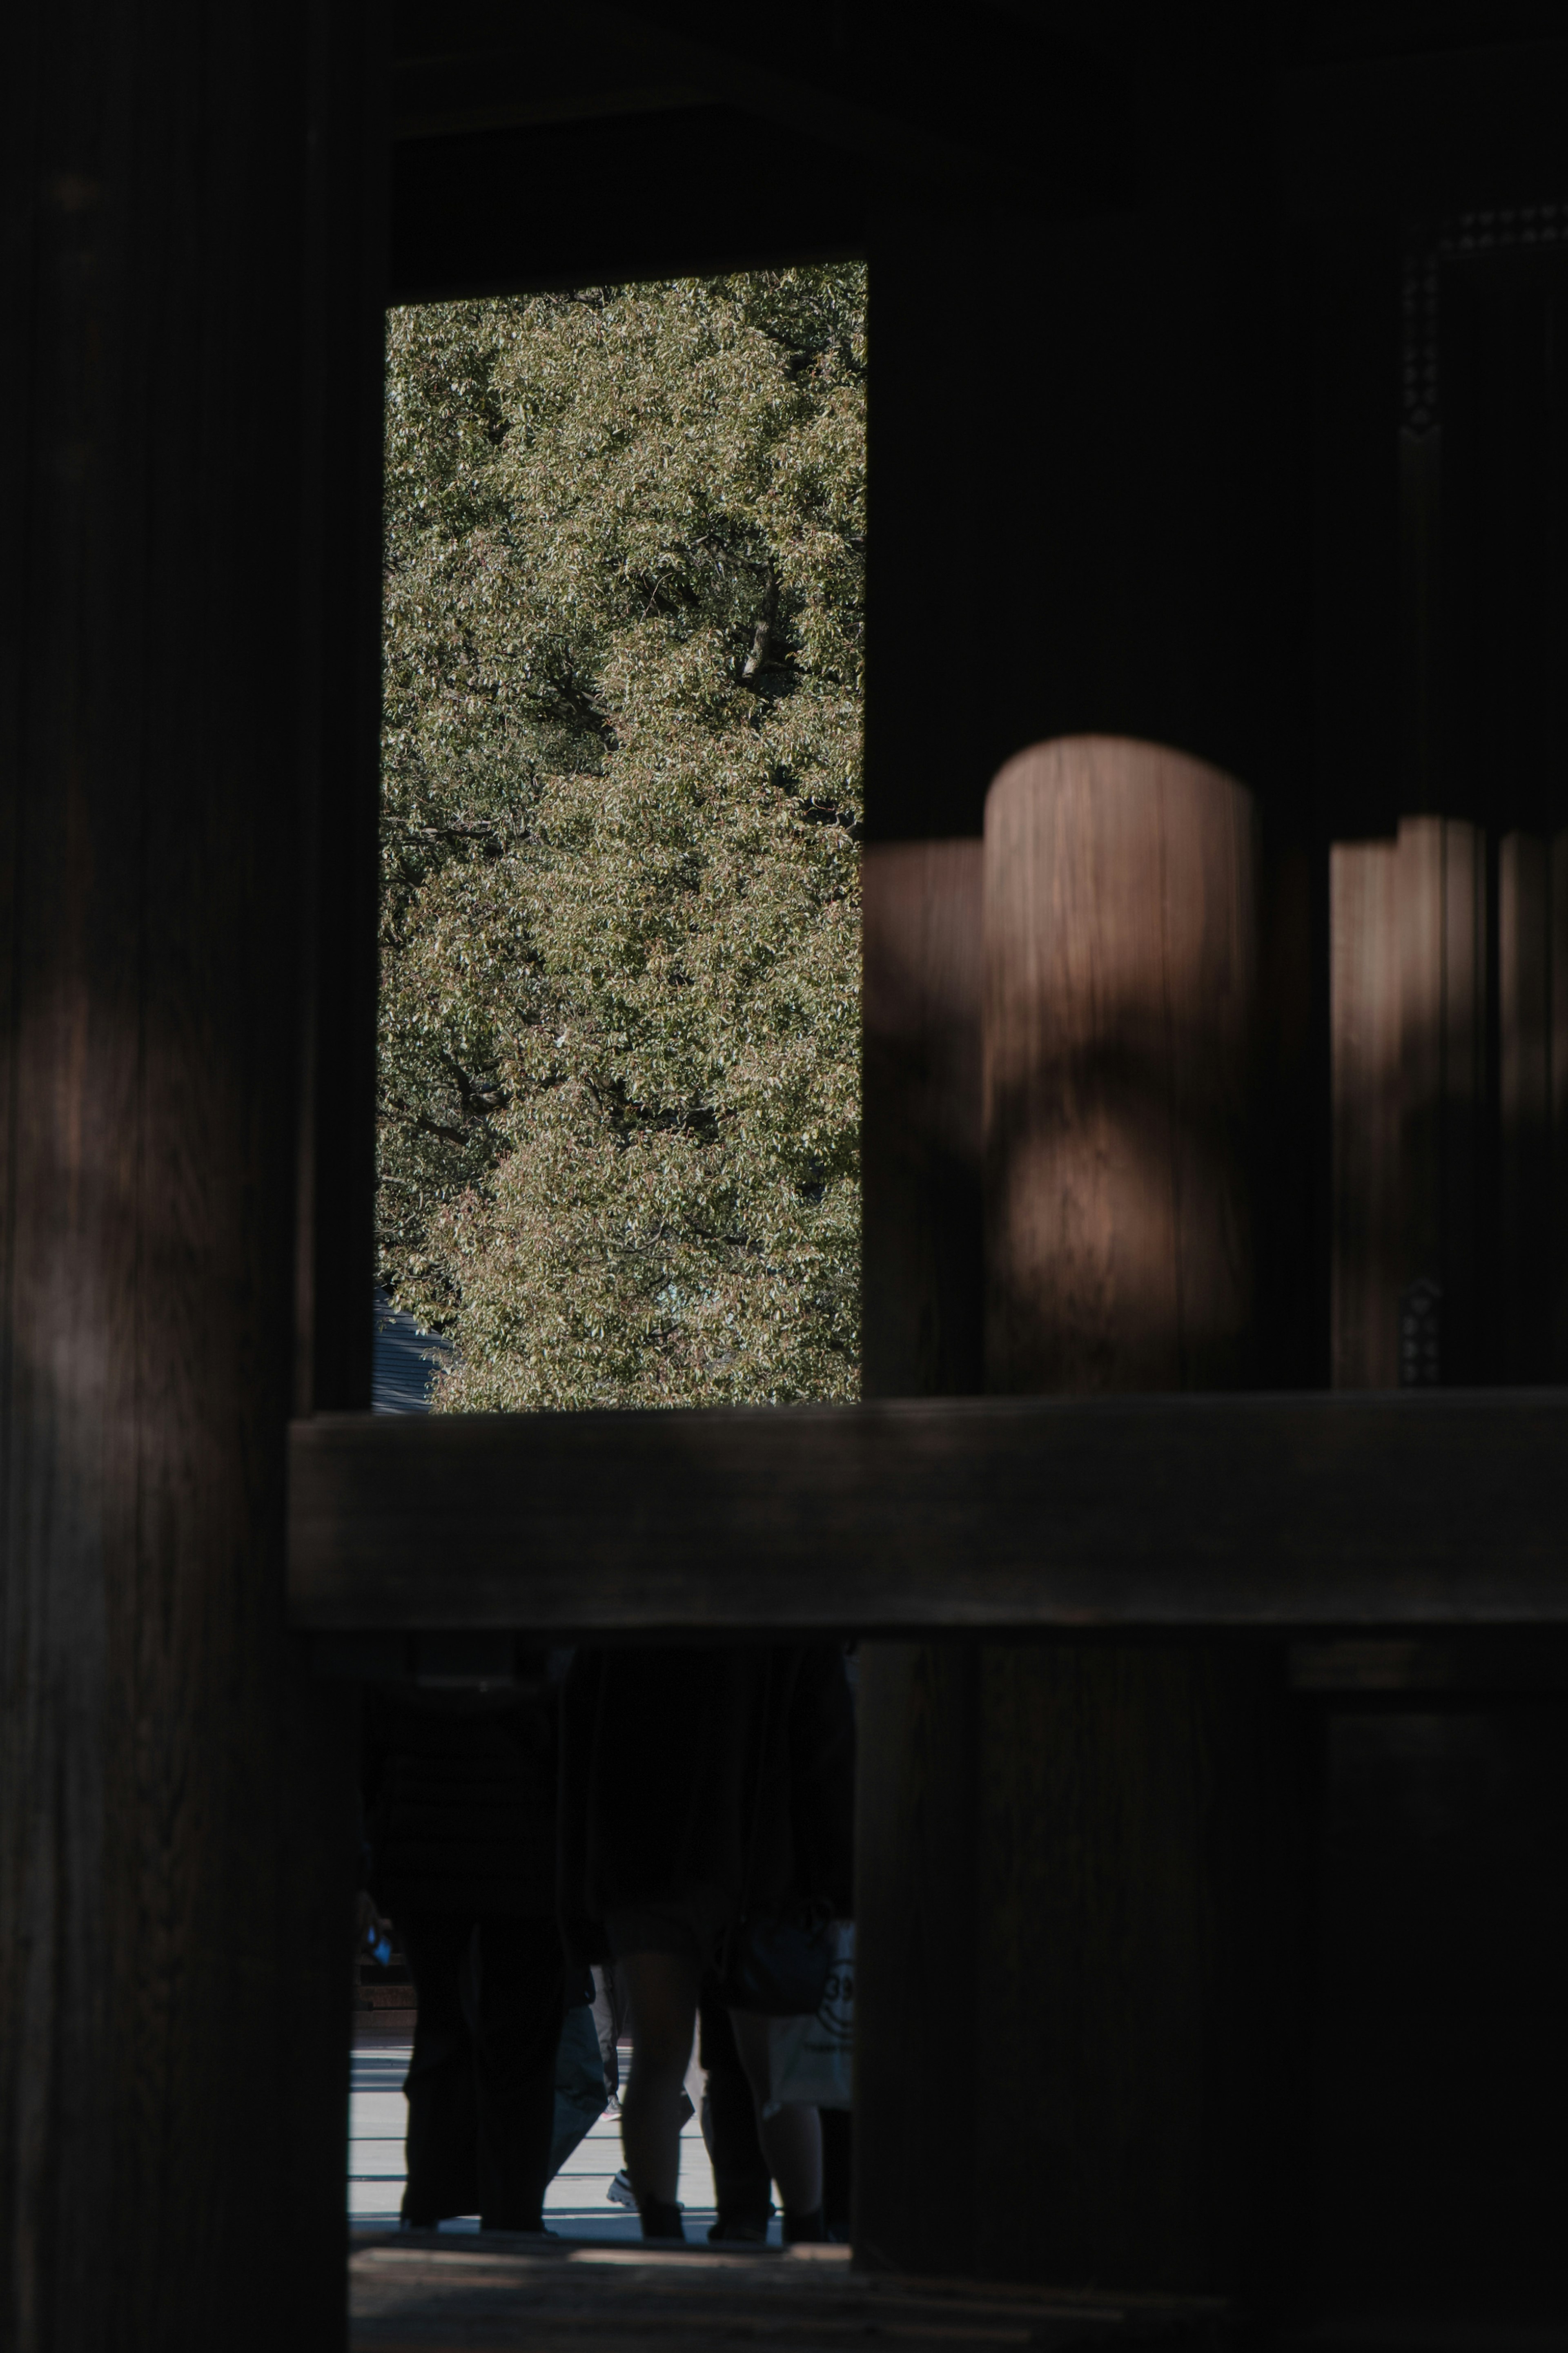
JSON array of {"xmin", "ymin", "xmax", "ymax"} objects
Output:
[
  {"xmin": 349, "ymin": 2238, "xmax": 1230, "ymax": 2351},
  {"xmin": 350, "ymin": 2030, "xmax": 784, "ymax": 2245},
  {"xmin": 346, "ymin": 2030, "xmax": 1235, "ymax": 2348}
]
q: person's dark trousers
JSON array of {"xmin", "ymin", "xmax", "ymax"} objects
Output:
[
  {"xmin": 399, "ymin": 1911, "xmax": 567, "ymax": 2232},
  {"xmin": 821, "ymin": 2107, "xmax": 852, "ymax": 2241},
  {"xmin": 697, "ymin": 1980, "xmax": 773, "ymax": 2239}
]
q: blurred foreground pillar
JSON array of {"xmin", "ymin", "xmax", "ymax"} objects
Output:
[{"xmin": 0, "ymin": 2, "xmax": 379, "ymax": 2344}]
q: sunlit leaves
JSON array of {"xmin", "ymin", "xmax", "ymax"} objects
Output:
[{"xmin": 378, "ymin": 268, "xmax": 864, "ymax": 1408}]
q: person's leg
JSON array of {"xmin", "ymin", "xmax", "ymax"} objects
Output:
[
  {"xmin": 617, "ymin": 1948, "xmax": 700, "ymax": 2233},
  {"xmin": 697, "ymin": 1981, "xmax": 773, "ymax": 2242},
  {"xmin": 820, "ymin": 2105, "xmax": 853, "ymax": 2242},
  {"xmin": 590, "ymin": 1963, "xmax": 622, "ymax": 2105},
  {"xmin": 469, "ymin": 1914, "xmax": 567, "ymax": 2232},
  {"xmin": 728, "ymin": 2007, "xmax": 824, "ymax": 2240},
  {"xmin": 398, "ymin": 1912, "xmax": 480, "ymax": 2225}
]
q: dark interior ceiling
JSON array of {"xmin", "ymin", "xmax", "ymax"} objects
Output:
[
  {"xmin": 385, "ymin": 4, "xmax": 1568, "ymax": 299},
  {"xmin": 385, "ymin": 1, "xmax": 1142, "ymax": 298},
  {"xmin": 388, "ymin": 3, "xmax": 1134, "ymax": 191}
]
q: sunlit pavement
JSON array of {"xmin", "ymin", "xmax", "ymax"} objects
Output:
[{"xmin": 349, "ymin": 2032, "xmax": 784, "ymax": 2246}]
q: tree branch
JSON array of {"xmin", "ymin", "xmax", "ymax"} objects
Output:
[{"xmin": 741, "ymin": 561, "xmax": 779, "ymax": 683}]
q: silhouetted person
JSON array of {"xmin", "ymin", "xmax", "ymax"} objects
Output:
[
  {"xmin": 698, "ymin": 1980, "xmax": 774, "ymax": 2241},
  {"xmin": 364, "ymin": 1656, "xmax": 567, "ymax": 2232},
  {"xmin": 559, "ymin": 1643, "xmax": 854, "ymax": 2243}
]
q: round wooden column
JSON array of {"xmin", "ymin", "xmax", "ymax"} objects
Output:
[
  {"xmin": 2, "ymin": 2, "xmax": 376, "ymax": 2344},
  {"xmin": 982, "ymin": 737, "xmax": 1287, "ymax": 2295},
  {"xmin": 856, "ymin": 742, "xmax": 1297, "ymax": 2300},
  {"xmin": 984, "ymin": 734, "xmax": 1258, "ymax": 1394}
]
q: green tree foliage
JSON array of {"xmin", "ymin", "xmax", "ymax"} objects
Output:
[{"xmin": 379, "ymin": 269, "xmax": 865, "ymax": 1409}]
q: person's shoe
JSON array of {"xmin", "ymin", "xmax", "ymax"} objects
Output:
[
  {"xmin": 637, "ymin": 2197, "xmax": 686, "ymax": 2242},
  {"xmin": 708, "ymin": 2209, "xmax": 770, "ymax": 2244},
  {"xmin": 606, "ymin": 2168, "xmax": 638, "ymax": 2210},
  {"xmin": 782, "ymin": 2205, "xmax": 826, "ymax": 2245}
]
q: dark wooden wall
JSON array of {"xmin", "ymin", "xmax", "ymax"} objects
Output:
[{"xmin": 0, "ymin": 2, "xmax": 380, "ymax": 2344}]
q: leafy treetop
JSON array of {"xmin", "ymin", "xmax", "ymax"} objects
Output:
[{"xmin": 379, "ymin": 267, "xmax": 865, "ymax": 1409}]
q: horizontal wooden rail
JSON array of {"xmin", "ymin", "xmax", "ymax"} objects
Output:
[{"xmin": 288, "ymin": 1391, "xmax": 1568, "ymax": 1635}]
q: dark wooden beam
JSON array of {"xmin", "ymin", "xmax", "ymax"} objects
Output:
[
  {"xmin": 388, "ymin": 11, "xmax": 710, "ymax": 142},
  {"xmin": 585, "ymin": 0, "xmax": 1127, "ymax": 202},
  {"xmin": 390, "ymin": 106, "xmax": 870, "ymax": 306},
  {"xmin": 290, "ymin": 1391, "xmax": 1568, "ymax": 1635},
  {"xmin": 385, "ymin": 0, "xmax": 1138, "ymax": 225}
]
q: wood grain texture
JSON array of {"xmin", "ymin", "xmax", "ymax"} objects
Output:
[
  {"xmin": 861, "ymin": 842, "xmax": 984, "ymax": 1398},
  {"xmin": 856, "ymin": 844, "xmax": 985, "ymax": 2277},
  {"xmin": 984, "ymin": 738, "xmax": 1258, "ymax": 1395},
  {"xmin": 1307, "ymin": 1700, "xmax": 1568, "ymax": 2320},
  {"xmin": 1553, "ymin": 830, "xmax": 1568, "ymax": 1378},
  {"xmin": 1437, "ymin": 820, "xmax": 1488, "ymax": 1380},
  {"xmin": 852, "ymin": 1643, "xmax": 980, "ymax": 2277},
  {"xmin": 288, "ymin": 1393, "xmax": 1568, "ymax": 1634},
  {"xmin": 1397, "ymin": 818, "xmax": 1446, "ymax": 1294},
  {"xmin": 1397, "ymin": 817, "xmax": 1488, "ymax": 1383},
  {"xmin": 1499, "ymin": 831, "xmax": 1552, "ymax": 1381},
  {"xmin": 977, "ymin": 739, "xmax": 1294, "ymax": 2295},
  {"xmin": 1330, "ymin": 841, "xmax": 1401, "ymax": 1387},
  {"xmin": 1332, "ymin": 820, "xmax": 1488, "ymax": 1389},
  {"xmin": 298, "ymin": 38, "xmax": 388, "ymax": 1420},
  {"xmin": 854, "ymin": 778, "xmax": 1307, "ymax": 2293},
  {"xmin": 971, "ymin": 1644, "xmax": 1299, "ymax": 2294},
  {"xmin": 0, "ymin": 3, "xmax": 371, "ymax": 2345}
]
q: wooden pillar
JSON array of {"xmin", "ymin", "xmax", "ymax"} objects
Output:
[
  {"xmin": 984, "ymin": 739, "xmax": 1257, "ymax": 1395},
  {"xmin": 1329, "ymin": 839, "xmax": 1403, "ymax": 1388},
  {"xmin": 1499, "ymin": 832, "xmax": 1554, "ymax": 1381},
  {"xmin": 1318, "ymin": 830, "xmax": 1568, "ymax": 2325},
  {"xmin": 857, "ymin": 845, "xmax": 984, "ymax": 2277},
  {"xmin": 856, "ymin": 745, "xmax": 1297, "ymax": 2296},
  {"xmin": 862, "ymin": 844, "xmax": 985, "ymax": 1403},
  {"xmin": 1324, "ymin": 817, "xmax": 1568, "ymax": 1390},
  {"xmin": 1330, "ymin": 819, "xmax": 1488, "ymax": 1389},
  {"xmin": 857, "ymin": 161, "xmax": 1303, "ymax": 2293},
  {"xmin": 982, "ymin": 740, "xmax": 1286, "ymax": 2294},
  {"xmin": 1554, "ymin": 833, "xmax": 1568, "ymax": 1378},
  {"xmin": 1, "ymin": 3, "xmax": 378, "ymax": 2345}
]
